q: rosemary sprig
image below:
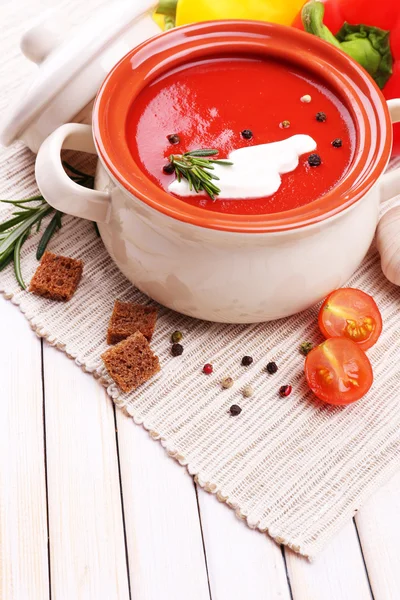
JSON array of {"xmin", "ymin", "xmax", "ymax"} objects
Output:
[
  {"xmin": 167, "ymin": 148, "xmax": 233, "ymax": 201},
  {"xmin": 0, "ymin": 202, "xmax": 53, "ymax": 288},
  {"xmin": 0, "ymin": 162, "xmax": 95, "ymax": 289},
  {"xmin": 36, "ymin": 211, "xmax": 63, "ymax": 260}
]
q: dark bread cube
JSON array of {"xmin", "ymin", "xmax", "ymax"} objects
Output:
[
  {"xmin": 29, "ymin": 252, "xmax": 83, "ymax": 301},
  {"xmin": 107, "ymin": 300, "xmax": 157, "ymax": 344},
  {"xmin": 101, "ymin": 332, "xmax": 160, "ymax": 393}
]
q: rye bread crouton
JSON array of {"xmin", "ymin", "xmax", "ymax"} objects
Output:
[
  {"xmin": 107, "ymin": 300, "xmax": 157, "ymax": 344},
  {"xmin": 101, "ymin": 332, "xmax": 160, "ymax": 393},
  {"xmin": 29, "ymin": 252, "xmax": 83, "ymax": 301}
]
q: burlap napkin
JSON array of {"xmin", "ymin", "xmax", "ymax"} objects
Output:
[{"xmin": 1, "ymin": 0, "xmax": 400, "ymax": 559}]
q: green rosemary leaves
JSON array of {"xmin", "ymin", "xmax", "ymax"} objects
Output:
[
  {"xmin": 0, "ymin": 162, "xmax": 94, "ymax": 289},
  {"xmin": 166, "ymin": 148, "xmax": 233, "ymax": 201}
]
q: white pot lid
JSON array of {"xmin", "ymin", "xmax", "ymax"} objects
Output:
[{"xmin": 0, "ymin": 0, "xmax": 160, "ymax": 152}]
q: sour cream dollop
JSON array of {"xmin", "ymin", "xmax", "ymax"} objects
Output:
[{"xmin": 168, "ymin": 134, "xmax": 317, "ymax": 199}]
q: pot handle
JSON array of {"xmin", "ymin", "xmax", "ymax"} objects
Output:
[
  {"xmin": 380, "ymin": 99, "xmax": 400, "ymax": 202},
  {"xmin": 35, "ymin": 123, "xmax": 111, "ymax": 223}
]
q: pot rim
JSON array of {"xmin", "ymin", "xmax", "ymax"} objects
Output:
[{"xmin": 93, "ymin": 20, "xmax": 392, "ymax": 233}]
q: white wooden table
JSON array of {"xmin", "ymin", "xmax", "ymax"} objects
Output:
[{"xmin": 1, "ymin": 295, "xmax": 400, "ymax": 600}]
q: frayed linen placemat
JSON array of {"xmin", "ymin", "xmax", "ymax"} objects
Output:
[
  {"xmin": 1, "ymin": 143, "xmax": 400, "ymax": 559},
  {"xmin": 2, "ymin": 0, "xmax": 400, "ymax": 560}
]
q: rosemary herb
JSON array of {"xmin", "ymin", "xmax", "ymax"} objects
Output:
[
  {"xmin": 166, "ymin": 148, "xmax": 233, "ymax": 201},
  {"xmin": 0, "ymin": 162, "xmax": 94, "ymax": 289},
  {"xmin": 36, "ymin": 211, "xmax": 63, "ymax": 260}
]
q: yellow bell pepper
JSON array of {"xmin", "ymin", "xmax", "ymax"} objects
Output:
[
  {"xmin": 157, "ymin": 0, "xmax": 306, "ymax": 28},
  {"xmin": 153, "ymin": 12, "xmax": 165, "ymax": 29}
]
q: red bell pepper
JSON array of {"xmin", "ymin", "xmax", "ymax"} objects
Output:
[{"xmin": 293, "ymin": 0, "xmax": 400, "ymax": 156}]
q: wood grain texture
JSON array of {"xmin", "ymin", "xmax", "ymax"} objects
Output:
[
  {"xmin": 42, "ymin": 345, "xmax": 130, "ymax": 600},
  {"xmin": 2, "ymin": 301, "xmax": 400, "ymax": 600},
  {"xmin": 115, "ymin": 409, "xmax": 211, "ymax": 600},
  {"xmin": 286, "ymin": 521, "xmax": 372, "ymax": 600},
  {"xmin": 197, "ymin": 487, "xmax": 292, "ymax": 600},
  {"xmin": 0, "ymin": 297, "xmax": 49, "ymax": 600},
  {"xmin": 356, "ymin": 471, "xmax": 400, "ymax": 600}
]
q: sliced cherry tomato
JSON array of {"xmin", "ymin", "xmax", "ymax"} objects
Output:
[
  {"xmin": 318, "ymin": 288, "xmax": 382, "ymax": 351},
  {"xmin": 305, "ymin": 337, "xmax": 373, "ymax": 406}
]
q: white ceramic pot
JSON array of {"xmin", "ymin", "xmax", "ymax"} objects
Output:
[
  {"xmin": 34, "ymin": 22, "xmax": 400, "ymax": 323},
  {"xmin": 0, "ymin": 0, "xmax": 160, "ymax": 153}
]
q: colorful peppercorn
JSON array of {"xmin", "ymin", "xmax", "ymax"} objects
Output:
[
  {"xmin": 300, "ymin": 342, "xmax": 313, "ymax": 356},
  {"xmin": 229, "ymin": 404, "xmax": 242, "ymax": 416},
  {"xmin": 167, "ymin": 133, "xmax": 180, "ymax": 145},
  {"xmin": 300, "ymin": 94, "xmax": 312, "ymax": 103},
  {"xmin": 203, "ymin": 363, "xmax": 213, "ymax": 375},
  {"xmin": 241, "ymin": 129, "xmax": 253, "ymax": 140},
  {"xmin": 171, "ymin": 330, "xmax": 183, "ymax": 344},
  {"xmin": 171, "ymin": 343, "xmax": 183, "ymax": 356},
  {"xmin": 266, "ymin": 361, "xmax": 278, "ymax": 374},
  {"xmin": 241, "ymin": 355, "xmax": 253, "ymax": 367},
  {"xmin": 243, "ymin": 385, "xmax": 254, "ymax": 398},
  {"xmin": 316, "ymin": 112, "xmax": 327, "ymax": 122},
  {"xmin": 308, "ymin": 154, "xmax": 321, "ymax": 167},
  {"xmin": 332, "ymin": 138, "xmax": 342, "ymax": 148},
  {"xmin": 280, "ymin": 120, "xmax": 291, "ymax": 129},
  {"xmin": 221, "ymin": 376, "xmax": 234, "ymax": 389},
  {"xmin": 279, "ymin": 385, "xmax": 292, "ymax": 397},
  {"xmin": 163, "ymin": 162, "xmax": 175, "ymax": 174}
]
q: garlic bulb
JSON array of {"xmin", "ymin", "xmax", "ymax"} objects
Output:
[{"xmin": 376, "ymin": 206, "xmax": 400, "ymax": 285}]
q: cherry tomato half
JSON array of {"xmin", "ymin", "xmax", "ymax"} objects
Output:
[
  {"xmin": 318, "ymin": 288, "xmax": 382, "ymax": 351},
  {"xmin": 305, "ymin": 337, "xmax": 373, "ymax": 405}
]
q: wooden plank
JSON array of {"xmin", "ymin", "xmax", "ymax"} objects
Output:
[
  {"xmin": 355, "ymin": 471, "xmax": 400, "ymax": 600},
  {"xmin": 285, "ymin": 520, "xmax": 372, "ymax": 600},
  {"xmin": 115, "ymin": 409, "xmax": 211, "ymax": 600},
  {"xmin": 196, "ymin": 486, "xmax": 292, "ymax": 600},
  {"xmin": 42, "ymin": 345, "xmax": 130, "ymax": 600},
  {"xmin": 0, "ymin": 297, "xmax": 49, "ymax": 600}
]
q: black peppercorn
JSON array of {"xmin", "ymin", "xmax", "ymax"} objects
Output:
[
  {"xmin": 229, "ymin": 404, "xmax": 242, "ymax": 416},
  {"xmin": 171, "ymin": 343, "xmax": 183, "ymax": 356},
  {"xmin": 241, "ymin": 355, "xmax": 253, "ymax": 366},
  {"xmin": 332, "ymin": 138, "xmax": 342, "ymax": 148},
  {"xmin": 167, "ymin": 133, "xmax": 180, "ymax": 145},
  {"xmin": 316, "ymin": 112, "xmax": 327, "ymax": 122},
  {"xmin": 241, "ymin": 129, "xmax": 253, "ymax": 140},
  {"xmin": 266, "ymin": 361, "xmax": 278, "ymax": 374},
  {"xmin": 308, "ymin": 154, "xmax": 322, "ymax": 167},
  {"xmin": 163, "ymin": 162, "xmax": 175, "ymax": 175}
]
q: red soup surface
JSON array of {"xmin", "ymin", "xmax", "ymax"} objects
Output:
[{"xmin": 126, "ymin": 56, "xmax": 356, "ymax": 216}]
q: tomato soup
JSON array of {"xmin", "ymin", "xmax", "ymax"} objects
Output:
[{"xmin": 126, "ymin": 57, "xmax": 356, "ymax": 215}]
